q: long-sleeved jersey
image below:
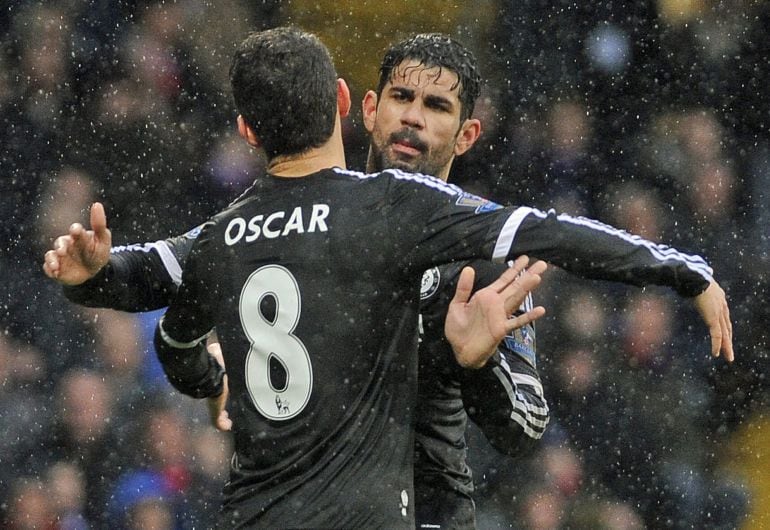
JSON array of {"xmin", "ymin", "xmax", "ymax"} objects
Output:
[
  {"xmin": 415, "ymin": 260, "xmax": 547, "ymax": 529},
  {"xmin": 67, "ymin": 167, "xmax": 712, "ymax": 528},
  {"xmin": 67, "ymin": 242, "xmax": 548, "ymax": 529}
]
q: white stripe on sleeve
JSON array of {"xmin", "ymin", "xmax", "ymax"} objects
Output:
[
  {"xmin": 151, "ymin": 241, "xmax": 184, "ymax": 285},
  {"xmin": 112, "ymin": 240, "xmax": 184, "ymax": 285},
  {"xmin": 492, "ymin": 207, "xmax": 536, "ymax": 262},
  {"xmin": 556, "ymin": 213, "xmax": 714, "ymax": 282},
  {"xmin": 492, "ymin": 364, "xmax": 550, "ymax": 439}
]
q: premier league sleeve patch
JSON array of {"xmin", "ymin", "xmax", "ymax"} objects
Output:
[
  {"xmin": 183, "ymin": 224, "xmax": 205, "ymax": 240},
  {"xmin": 420, "ymin": 267, "xmax": 441, "ymax": 300},
  {"xmin": 503, "ymin": 323, "xmax": 537, "ymax": 368},
  {"xmin": 455, "ymin": 191, "xmax": 503, "ymax": 213}
]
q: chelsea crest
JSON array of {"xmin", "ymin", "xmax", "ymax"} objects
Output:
[{"xmin": 420, "ymin": 267, "xmax": 441, "ymax": 300}]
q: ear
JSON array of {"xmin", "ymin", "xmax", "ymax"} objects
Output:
[
  {"xmin": 337, "ymin": 78, "xmax": 351, "ymax": 118},
  {"xmin": 237, "ymin": 115, "xmax": 262, "ymax": 149},
  {"xmin": 362, "ymin": 90, "xmax": 378, "ymax": 133},
  {"xmin": 454, "ymin": 118, "xmax": 481, "ymax": 156}
]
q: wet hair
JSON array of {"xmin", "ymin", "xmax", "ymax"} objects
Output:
[
  {"xmin": 229, "ymin": 27, "xmax": 338, "ymax": 160},
  {"xmin": 376, "ymin": 33, "xmax": 481, "ymax": 121}
]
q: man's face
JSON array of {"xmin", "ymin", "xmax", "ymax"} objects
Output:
[{"xmin": 363, "ymin": 59, "xmax": 478, "ymax": 180}]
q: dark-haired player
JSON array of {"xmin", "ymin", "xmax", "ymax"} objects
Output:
[{"xmin": 45, "ymin": 27, "xmax": 732, "ymax": 528}]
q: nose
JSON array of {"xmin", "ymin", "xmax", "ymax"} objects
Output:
[{"xmin": 400, "ymin": 100, "xmax": 425, "ymax": 129}]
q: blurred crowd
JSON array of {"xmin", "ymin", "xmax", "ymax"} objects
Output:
[{"xmin": 1, "ymin": 1, "xmax": 768, "ymax": 529}]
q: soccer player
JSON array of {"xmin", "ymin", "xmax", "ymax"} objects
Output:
[
  {"xmin": 45, "ymin": 27, "xmax": 732, "ymax": 528},
  {"xmin": 362, "ymin": 34, "xmax": 549, "ymax": 528},
  {"xmin": 46, "ymin": 32, "xmax": 549, "ymax": 529}
]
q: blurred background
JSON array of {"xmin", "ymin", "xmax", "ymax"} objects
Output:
[{"xmin": 1, "ymin": 1, "xmax": 768, "ymax": 528}]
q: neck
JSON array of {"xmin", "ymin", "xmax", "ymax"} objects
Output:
[
  {"xmin": 268, "ymin": 148, "xmax": 346, "ymax": 177},
  {"xmin": 267, "ymin": 114, "xmax": 347, "ymax": 178}
]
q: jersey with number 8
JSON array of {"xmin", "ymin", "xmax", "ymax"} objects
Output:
[
  {"xmin": 158, "ymin": 167, "xmax": 712, "ymax": 528},
  {"xmin": 241, "ymin": 264, "xmax": 312, "ymax": 421}
]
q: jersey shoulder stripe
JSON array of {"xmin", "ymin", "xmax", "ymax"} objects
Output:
[
  {"xmin": 112, "ymin": 241, "xmax": 184, "ymax": 285},
  {"xmin": 331, "ymin": 167, "xmax": 463, "ymax": 197},
  {"xmin": 226, "ymin": 180, "xmax": 258, "ymax": 207}
]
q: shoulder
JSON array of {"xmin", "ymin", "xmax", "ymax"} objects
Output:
[
  {"xmin": 333, "ymin": 167, "xmax": 461, "ymax": 195},
  {"xmin": 382, "ymin": 168, "xmax": 464, "ymax": 198}
]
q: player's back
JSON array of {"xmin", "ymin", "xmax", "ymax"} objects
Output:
[{"xmin": 193, "ymin": 168, "xmax": 427, "ymax": 528}]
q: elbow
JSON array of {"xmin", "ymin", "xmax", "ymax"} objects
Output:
[
  {"xmin": 488, "ymin": 424, "xmax": 546, "ymax": 460},
  {"xmin": 153, "ymin": 322, "xmax": 224, "ymax": 399}
]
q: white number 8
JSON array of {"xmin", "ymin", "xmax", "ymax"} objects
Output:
[{"xmin": 240, "ymin": 265, "xmax": 312, "ymax": 420}]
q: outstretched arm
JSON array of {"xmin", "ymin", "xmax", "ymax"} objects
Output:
[
  {"xmin": 42, "ymin": 202, "xmax": 197, "ymax": 312},
  {"xmin": 503, "ymin": 209, "xmax": 735, "ymax": 361},
  {"xmin": 446, "ymin": 256, "xmax": 547, "ymax": 368}
]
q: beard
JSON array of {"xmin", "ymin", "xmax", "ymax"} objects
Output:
[{"xmin": 368, "ymin": 128, "xmax": 449, "ymax": 177}]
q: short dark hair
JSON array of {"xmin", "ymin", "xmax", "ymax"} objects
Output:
[
  {"xmin": 377, "ymin": 33, "xmax": 481, "ymax": 121},
  {"xmin": 229, "ymin": 27, "xmax": 338, "ymax": 159}
]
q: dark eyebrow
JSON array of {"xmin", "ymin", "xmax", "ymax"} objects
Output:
[
  {"xmin": 424, "ymin": 94, "xmax": 454, "ymax": 111},
  {"xmin": 388, "ymin": 86, "xmax": 415, "ymax": 99}
]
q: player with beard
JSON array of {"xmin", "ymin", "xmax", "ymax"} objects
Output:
[
  {"xmin": 45, "ymin": 34, "xmax": 546, "ymax": 529},
  {"xmin": 362, "ymin": 34, "xmax": 549, "ymax": 528},
  {"xmin": 44, "ymin": 30, "xmax": 733, "ymax": 529}
]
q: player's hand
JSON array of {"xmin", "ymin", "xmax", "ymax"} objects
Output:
[
  {"xmin": 446, "ymin": 256, "xmax": 547, "ymax": 369},
  {"xmin": 42, "ymin": 202, "xmax": 112, "ymax": 285},
  {"xmin": 206, "ymin": 339, "xmax": 232, "ymax": 432},
  {"xmin": 693, "ymin": 280, "xmax": 734, "ymax": 362}
]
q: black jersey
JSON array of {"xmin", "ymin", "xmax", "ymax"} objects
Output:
[
  {"xmin": 156, "ymin": 167, "xmax": 531, "ymax": 528},
  {"xmin": 415, "ymin": 260, "xmax": 547, "ymax": 529},
  {"xmin": 65, "ymin": 223, "xmax": 547, "ymax": 530},
  {"xmin": 68, "ymin": 167, "xmax": 713, "ymax": 528}
]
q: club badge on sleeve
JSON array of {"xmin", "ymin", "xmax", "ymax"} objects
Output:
[{"xmin": 420, "ymin": 267, "xmax": 441, "ymax": 300}]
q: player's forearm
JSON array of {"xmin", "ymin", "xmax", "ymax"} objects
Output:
[
  {"xmin": 496, "ymin": 208, "xmax": 712, "ymax": 297},
  {"xmin": 62, "ymin": 247, "xmax": 178, "ymax": 311},
  {"xmin": 154, "ymin": 319, "xmax": 224, "ymax": 398},
  {"xmin": 462, "ymin": 352, "xmax": 549, "ymax": 457}
]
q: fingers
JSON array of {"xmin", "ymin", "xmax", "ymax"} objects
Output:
[
  {"xmin": 720, "ymin": 301, "xmax": 734, "ymax": 363},
  {"xmin": 452, "ymin": 266, "xmax": 476, "ymax": 305},
  {"xmin": 725, "ymin": 298, "xmax": 733, "ymax": 338},
  {"xmin": 693, "ymin": 281, "xmax": 735, "ymax": 363},
  {"xmin": 488, "ymin": 255, "xmax": 530, "ymax": 292},
  {"xmin": 68, "ymin": 222, "xmax": 85, "ymax": 240},
  {"xmin": 66, "ymin": 223, "xmax": 92, "ymax": 256},
  {"xmin": 526, "ymin": 260, "xmax": 547, "ymax": 276},
  {"xmin": 709, "ymin": 325, "xmax": 723, "ymax": 359},
  {"xmin": 500, "ymin": 262, "xmax": 546, "ymax": 315},
  {"xmin": 489, "ymin": 258, "xmax": 547, "ymax": 297},
  {"xmin": 209, "ymin": 374, "xmax": 232, "ymax": 432},
  {"xmin": 206, "ymin": 340, "xmax": 225, "ymax": 368},
  {"xmin": 507, "ymin": 255, "xmax": 530, "ymax": 277},
  {"xmin": 43, "ymin": 250, "xmax": 59, "ymax": 278},
  {"xmin": 722, "ymin": 298, "xmax": 734, "ymax": 362},
  {"xmin": 90, "ymin": 202, "xmax": 109, "ymax": 240},
  {"xmin": 215, "ymin": 410, "xmax": 233, "ymax": 432},
  {"xmin": 708, "ymin": 284, "xmax": 734, "ymax": 362},
  {"xmin": 505, "ymin": 306, "xmax": 546, "ymax": 333},
  {"xmin": 218, "ymin": 375, "xmax": 232, "ymax": 431}
]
